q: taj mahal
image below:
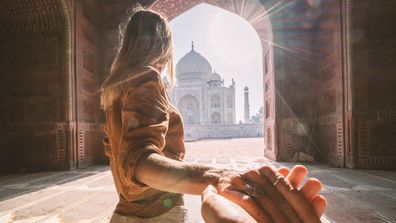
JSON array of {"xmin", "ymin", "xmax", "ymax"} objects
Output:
[{"xmin": 163, "ymin": 42, "xmax": 264, "ymax": 141}]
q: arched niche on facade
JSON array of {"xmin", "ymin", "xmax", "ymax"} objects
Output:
[
  {"xmin": 178, "ymin": 94, "xmax": 200, "ymax": 125},
  {"xmin": 210, "ymin": 95, "xmax": 221, "ymax": 108},
  {"xmin": 211, "ymin": 112, "xmax": 221, "ymax": 124}
]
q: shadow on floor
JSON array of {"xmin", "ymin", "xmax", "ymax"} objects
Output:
[{"xmin": 0, "ymin": 165, "xmax": 109, "ymax": 202}]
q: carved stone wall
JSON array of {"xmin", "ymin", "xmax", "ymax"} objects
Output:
[
  {"xmin": 0, "ymin": 0, "xmax": 107, "ymax": 172},
  {"xmin": 345, "ymin": 0, "xmax": 396, "ymax": 169},
  {"xmin": 1, "ymin": 0, "xmax": 395, "ymax": 171},
  {"xmin": 257, "ymin": 0, "xmax": 344, "ymax": 165},
  {"xmin": 284, "ymin": 0, "xmax": 344, "ymax": 166},
  {"xmin": 102, "ymin": 0, "xmax": 135, "ymax": 76},
  {"xmin": 0, "ymin": 0, "xmax": 71, "ymax": 171},
  {"xmin": 75, "ymin": 0, "xmax": 106, "ymax": 167}
]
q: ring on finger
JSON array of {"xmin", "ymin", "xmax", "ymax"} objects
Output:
[
  {"xmin": 272, "ymin": 176, "xmax": 285, "ymax": 186},
  {"xmin": 245, "ymin": 183, "xmax": 266, "ymax": 197}
]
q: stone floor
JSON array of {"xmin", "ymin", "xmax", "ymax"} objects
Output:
[{"xmin": 0, "ymin": 138, "xmax": 395, "ymax": 223}]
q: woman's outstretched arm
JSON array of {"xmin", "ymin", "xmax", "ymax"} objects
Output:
[
  {"xmin": 135, "ymin": 152, "xmax": 224, "ymax": 195},
  {"xmin": 135, "ymin": 153, "xmax": 275, "ymax": 222}
]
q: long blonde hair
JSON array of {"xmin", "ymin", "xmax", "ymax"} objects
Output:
[{"xmin": 101, "ymin": 8, "xmax": 174, "ymax": 110}]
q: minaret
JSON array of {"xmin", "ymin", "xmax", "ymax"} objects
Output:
[
  {"xmin": 244, "ymin": 86, "xmax": 250, "ymax": 123},
  {"xmin": 231, "ymin": 78, "xmax": 235, "ymax": 89}
]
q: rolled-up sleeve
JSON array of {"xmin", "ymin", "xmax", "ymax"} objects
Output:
[{"xmin": 117, "ymin": 79, "xmax": 169, "ymax": 188}]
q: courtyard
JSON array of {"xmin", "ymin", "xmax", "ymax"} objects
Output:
[{"xmin": 0, "ymin": 138, "xmax": 395, "ymax": 223}]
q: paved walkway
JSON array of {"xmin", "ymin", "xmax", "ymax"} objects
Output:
[{"xmin": 0, "ymin": 138, "xmax": 395, "ymax": 223}]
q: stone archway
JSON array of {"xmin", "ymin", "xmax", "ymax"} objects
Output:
[
  {"xmin": 2, "ymin": 0, "xmax": 395, "ymax": 170},
  {"xmin": 0, "ymin": 0, "xmax": 76, "ymax": 171},
  {"xmin": 150, "ymin": 0, "xmax": 277, "ymax": 159}
]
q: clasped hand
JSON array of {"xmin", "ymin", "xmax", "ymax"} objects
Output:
[{"xmin": 202, "ymin": 165, "xmax": 327, "ymax": 223}]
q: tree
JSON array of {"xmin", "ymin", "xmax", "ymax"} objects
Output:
[{"xmin": 251, "ymin": 106, "xmax": 264, "ymax": 123}]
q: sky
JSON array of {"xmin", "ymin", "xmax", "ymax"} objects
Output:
[{"xmin": 167, "ymin": 3, "xmax": 264, "ymax": 123}]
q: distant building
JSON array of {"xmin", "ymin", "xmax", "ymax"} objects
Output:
[{"xmin": 164, "ymin": 42, "xmax": 263, "ymax": 141}]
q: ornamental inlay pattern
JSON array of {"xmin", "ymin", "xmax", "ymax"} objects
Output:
[{"xmin": 0, "ymin": 0, "xmax": 64, "ymax": 32}]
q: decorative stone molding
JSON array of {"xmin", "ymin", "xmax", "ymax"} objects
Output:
[
  {"xmin": 0, "ymin": 0, "xmax": 64, "ymax": 33},
  {"xmin": 58, "ymin": 0, "xmax": 73, "ymax": 123},
  {"xmin": 357, "ymin": 112, "xmax": 396, "ymax": 168},
  {"xmin": 282, "ymin": 115, "xmax": 339, "ymax": 125},
  {"xmin": 336, "ymin": 120, "xmax": 344, "ymax": 165},
  {"xmin": 358, "ymin": 112, "xmax": 396, "ymax": 121},
  {"xmin": 280, "ymin": 115, "xmax": 341, "ymax": 164},
  {"xmin": 6, "ymin": 122, "xmax": 75, "ymax": 167},
  {"xmin": 358, "ymin": 119, "xmax": 369, "ymax": 166}
]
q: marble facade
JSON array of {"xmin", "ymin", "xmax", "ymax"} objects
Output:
[{"xmin": 164, "ymin": 44, "xmax": 264, "ymax": 140}]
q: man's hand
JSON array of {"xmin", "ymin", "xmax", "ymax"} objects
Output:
[
  {"xmin": 215, "ymin": 170, "xmax": 274, "ymax": 222},
  {"xmin": 201, "ymin": 185, "xmax": 257, "ymax": 223},
  {"xmin": 276, "ymin": 165, "xmax": 327, "ymax": 216},
  {"xmin": 214, "ymin": 165, "xmax": 327, "ymax": 223}
]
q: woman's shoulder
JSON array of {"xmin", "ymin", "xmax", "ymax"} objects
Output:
[
  {"xmin": 128, "ymin": 66, "xmax": 162, "ymax": 87},
  {"xmin": 101, "ymin": 66, "xmax": 162, "ymax": 109},
  {"xmin": 124, "ymin": 68, "xmax": 166, "ymax": 97},
  {"xmin": 103, "ymin": 66, "xmax": 161, "ymax": 90}
]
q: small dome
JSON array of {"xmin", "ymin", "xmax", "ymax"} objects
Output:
[
  {"xmin": 244, "ymin": 86, "xmax": 249, "ymax": 91},
  {"xmin": 207, "ymin": 70, "xmax": 223, "ymax": 87},
  {"xmin": 209, "ymin": 71, "xmax": 222, "ymax": 82}
]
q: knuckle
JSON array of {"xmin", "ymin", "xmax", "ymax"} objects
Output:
[
  {"xmin": 258, "ymin": 197, "xmax": 271, "ymax": 206},
  {"xmin": 260, "ymin": 165, "xmax": 271, "ymax": 173},
  {"xmin": 244, "ymin": 169, "xmax": 259, "ymax": 177}
]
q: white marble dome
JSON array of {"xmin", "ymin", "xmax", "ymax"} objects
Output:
[{"xmin": 176, "ymin": 43, "xmax": 212, "ymax": 84}]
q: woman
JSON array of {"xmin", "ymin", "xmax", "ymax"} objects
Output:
[{"xmin": 101, "ymin": 7, "xmax": 326, "ymax": 223}]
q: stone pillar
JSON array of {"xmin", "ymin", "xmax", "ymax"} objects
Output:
[{"xmin": 244, "ymin": 86, "xmax": 250, "ymax": 124}]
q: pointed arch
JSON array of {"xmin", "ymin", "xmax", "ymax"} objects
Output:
[
  {"xmin": 150, "ymin": 0, "xmax": 276, "ymax": 159},
  {"xmin": 178, "ymin": 94, "xmax": 200, "ymax": 125}
]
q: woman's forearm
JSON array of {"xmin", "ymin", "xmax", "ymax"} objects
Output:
[{"xmin": 135, "ymin": 153, "xmax": 224, "ymax": 195}]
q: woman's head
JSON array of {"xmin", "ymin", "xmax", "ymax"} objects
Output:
[
  {"xmin": 110, "ymin": 8, "xmax": 174, "ymax": 85},
  {"xmin": 101, "ymin": 8, "xmax": 174, "ymax": 110}
]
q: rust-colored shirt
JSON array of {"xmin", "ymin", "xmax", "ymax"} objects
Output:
[{"xmin": 102, "ymin": 67, "xmax": 185, "ymax": 218}]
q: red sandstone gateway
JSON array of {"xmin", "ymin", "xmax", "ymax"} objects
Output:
[{"xmin": 0, "ymin": 0, "xmax": 394, "ymax": 174}]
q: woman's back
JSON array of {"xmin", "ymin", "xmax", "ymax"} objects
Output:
[{"xmin": 103, "ymin": 66, "xmax": 185, "ymax": 218}]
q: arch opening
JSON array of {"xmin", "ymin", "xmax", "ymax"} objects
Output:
[
  {"xmin": 178, "ymin": 94, "xmax": 200, "ymax": 125},
  {"xmin": 152, "ymin": 0, "xmax": 274, "ymax": 151}
]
